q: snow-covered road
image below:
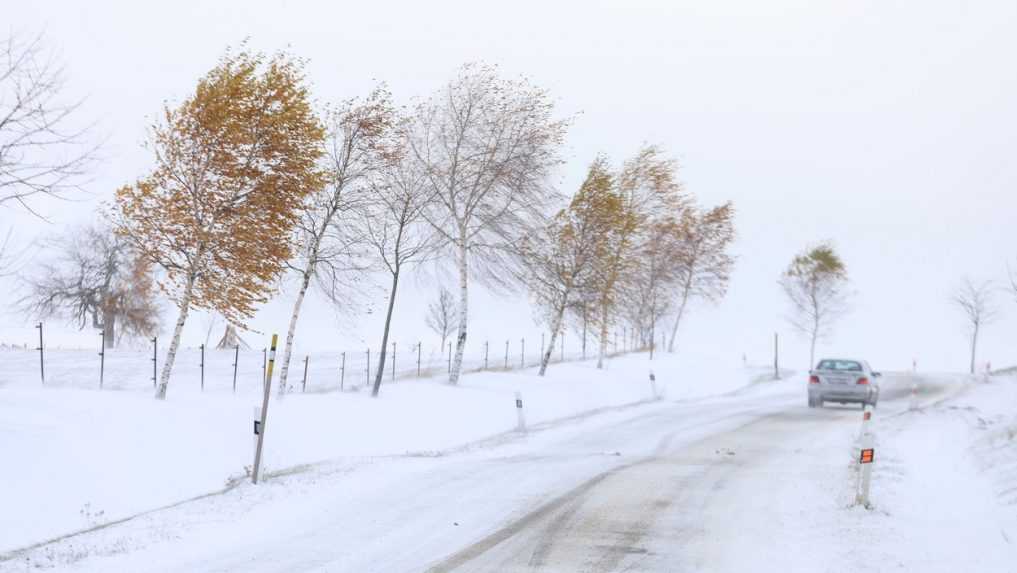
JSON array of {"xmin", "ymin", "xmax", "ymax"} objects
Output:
[{"xmin": 5, "ymin": 372, "xmax": 1013, "ymax": 572}]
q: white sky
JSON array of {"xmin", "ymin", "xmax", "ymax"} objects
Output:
[{"xmin": 3, "ymin": 0, "xmax": 1016, "ymax": 372}]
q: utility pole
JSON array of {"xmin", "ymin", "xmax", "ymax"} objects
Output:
[{"xmin": 35, "ymin": 322, "xmax": 44, "ymax": 384}]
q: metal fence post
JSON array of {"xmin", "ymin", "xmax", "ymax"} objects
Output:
[
  {"xmin": 520, "ymin": 338, "xmax": 524, "ymax": 368},
  {"xmin": 98, "ymin": 329, "xmax": 105, "ymax": 389},
  {"xmin": 484, "ymin": 341, "xmax": 489, "ymax": 370},
  {"xmin": 340, "ymin": 352, "xmax": 346, "ymax": 391},
  {"xmin": 417, "ymin": 342, "xmax": 421, "ymax": 377},
  {"xmin": 199, "ymin": 344, "xmax": 205, "ymax": 391},
  {"xmin": 504, "ymin": 339, "xmax": 509, "ymax": 369},
  {"xmin": 232, "ymin": 345, "xmax": 239, "ymax": 393},
  {"xmin": 302, "ymin": 355, "xmax": 309, "ymax": 393},
  {"xmin": 151, "ymin": 336, "xmax": 158, "ymax": 388},
  {"xmin": 35, "ymin": 322, "xmax": 44, "ymax": 385}
]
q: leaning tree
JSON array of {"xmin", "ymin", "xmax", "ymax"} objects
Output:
[
  {"xmin": 115, "ymin": 48, "xmax": 325, "ymax": 399},
  {"xmin": 406, "ymin": 64, "xmax": 568, "ymax": 384},
  {"xmin": 779, "ymin": 242, "xmax": 849, "ymax": 368}
]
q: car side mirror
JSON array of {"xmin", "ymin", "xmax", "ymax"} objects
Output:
[{"xmin": 872, "ymin": 372, "xmax": 882, "ymax": 378}]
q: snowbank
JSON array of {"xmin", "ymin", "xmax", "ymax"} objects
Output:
[{"xmin": 0, "ymin": 347, "xmax": 771, "ymax": 553}]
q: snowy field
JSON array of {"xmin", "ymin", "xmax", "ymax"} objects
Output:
[
  {"xmin": 2, "ymin": 350, "xmax": 1016, "ymax": 572},
  {"xmin": 0, "ymin": 347, "xmax": 759, "ymax": 556}
]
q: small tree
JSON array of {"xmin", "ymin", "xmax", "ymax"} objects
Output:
[
  {"xmin": 522, "ymin": 157, "xmax": 621, "ymax": 376},
  {"xmin": 425, "ymin": 287, "xmax": 456, "ymax": 350},
  {"xmin": 666, "ymin": 202, "xmax": 735, "ymax": 352},
  {"xmin": 780, "ymin": 243, "xmax": 849, "ymax": 368},
  {"xmin": 407, "ymin": 63, "xmax": 568, "ymax": 384},
  {"xmin": 361, "ymin": 148, "xmax": 435, "ymax": 397},
  {"xmin": 589, "ymin": 146, "xmax": 685, "ymax": 368},
  {"xmin": 277, "ymin": 89, "xmax": 397, "ymax": 395},
  {"xmin": 0, "ymin": 32, "xmax": 98, "ymax": 213},
  {"xmin": 21, "ymin": 222, "xmax": 159, "ymax": 347},
  {"xmin": 115, "ymin": 49, "xmax": 325, "ymax": 399},
  {"xmin": 952, "ymin": 278, "xmax": 997, "ymax": 374}
]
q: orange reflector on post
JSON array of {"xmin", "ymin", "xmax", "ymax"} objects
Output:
[
  {"xmin": 863, "ymin": 411, "xmax": 871, "ymax": 421},
  {"xmin": 860, "ymin": 448, "xmax": 874, "ymax": 464}
]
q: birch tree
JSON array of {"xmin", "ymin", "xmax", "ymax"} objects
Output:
[
  {"xmin": 277, "ymin": 89, "xmax": 397, "ymax": 395},
  {"xmin": 425, "ymin": 286, "xmax": 456, "ymax": 350},
  {"xmin": 407, "ymin": 64, "xmax": 568, "ymax": 384},
  {"xmin": 362, "ymin": 152, "xmax": 435, "ymax": 397},
  {"xmin": 666, "ymin": 202, "xmax": 735, "ymax": 352},
  {"xmin": 590, "ymin": 146, "xmax": 685, "ymax": 368},
  {"xmin": 779, "ymin": 243, "xmax": 849, "ymax": 368},
  {"xmin": 952, "ymin": 278, "xmax": 997, "ymax": 374},
  {"xmin": 115, "ymin": 49, "xmax": 325, "ymax": 399},
  {"xmin": 522, "ymin": 157, "xmax": 620, "ymax": 375}
]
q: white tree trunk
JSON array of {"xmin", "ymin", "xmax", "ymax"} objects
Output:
[
  {"xmin": 539, "ymin": 302, "xmax": 567, "ymax": 376},
  {"xmin": 667, "ymin": 286, "xmax": 691, "ymax": 353},
  {"xmin": 449, "ymin": 241, "xmax": 469, "ymax": 385},
  {"xmin": 155, "ymin": 274, "xmax": 196, "ymax": 400},
  {"xmin": 969, "ymin": 323, "xmax": 979, "ymax": 374},
  {"xmin": 596, "ymin": 301, "xmax": 609, "ymax": 369},
  {"xmin": 278, "ymin": 268, "xmax": 313, "ymax": 397}
]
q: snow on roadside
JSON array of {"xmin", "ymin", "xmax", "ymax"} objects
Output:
[{"xmin": 0, "ymin": 347, "xmax": 768, "ymax": 554}]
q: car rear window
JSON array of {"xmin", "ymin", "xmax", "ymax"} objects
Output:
[{"xmin": 816, "ymin": 359, "xmax": 863, "ymax": 371}]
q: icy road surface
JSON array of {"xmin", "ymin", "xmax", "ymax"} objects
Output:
[{"xmin": 5, "ymin": 372, "xmax": 1010, "ymax": 572}]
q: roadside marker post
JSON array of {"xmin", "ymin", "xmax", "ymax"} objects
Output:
[
  {"xmin": 514, "ymin": 391, "xmax": 526, "ymax": 432},
  {"xmin": 649, "ymin": 371, "xmax": 660, "ymax": 400},
  {"xmin": 35, "ymin": 322, "xmax": 45, "ymax": 385},
  {"xmin": 252, "ymin": 334, "xmax": 279, "ymax": 485},
  {"xmin": 856, "ymin": 431, "xmax": 875, "ymax": 507},
  {"xmin": 859, "ymin": 404, "xmax": 873, "ymax": 440}
]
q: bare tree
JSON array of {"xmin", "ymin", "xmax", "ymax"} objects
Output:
[
  {"xmin": 952, "ymin": 278, "xmax": 997, "ymax": 374},
  {"xmin": 1, "ymin": 32, "xmax": 98, "ymax": 215},
  {"xmin": 277, "ymin": 89, "xmax": 397, "ymax": 395},
  {"xmin": 780, "ymin": 242, "xmax": 849, "ymax": 368},
  {"xmin": 523, "ymin": 158, "xmax": 622, "ymax": 375},
  {"xmin": 425, "ymin": 286, "xmax": 456, "ymax": 350},
  {"xmin": 666, "ymin": 202, "xmax": 735, "ymax": 352},
  {"xmin": 407, "ymin": 64, "xmax": 568, "ymax": 384},
  {"xmin": 20, "ymin": 222, "xmax": 159, "ymax": 347},
  {"xmin": 361, "ymin": 151, "xmax": 435, "ymax": 397}
]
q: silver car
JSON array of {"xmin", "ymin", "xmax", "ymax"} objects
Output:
[{"xmin": 807, "ymin": 358, "xmax": 881, "ymax": 408}]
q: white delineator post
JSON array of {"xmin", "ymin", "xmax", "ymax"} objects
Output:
[
  {"xmin": 252, "ymin": 334, "xmax": 279, "ymax": 484},
  {"xmin": 649, "ymin": 371, "xmax": 659, "ymax": 400},
  {"xmin": 856, "ymin": 404, "xmax": 875, "ymax": 507},
  {"xmin": 514, "ymin": 391, "xmax": 526, "ymax": 432}
]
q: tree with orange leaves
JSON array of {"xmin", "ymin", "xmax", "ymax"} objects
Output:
[{"xmin": 115, "ymin": 48, "xmax": 325, "ymax": 399}]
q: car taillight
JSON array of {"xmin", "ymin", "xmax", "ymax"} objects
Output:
[
  {"xmin": 809, "ymin": 375, "xmax": 820, "ymax": 384},
  {"xmin": 857, "ymin": 377, "xmax": 869, "ymax": 385}
]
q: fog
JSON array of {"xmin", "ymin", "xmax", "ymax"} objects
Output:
[{"xmin": 4, "ymin": 0, "xmax": 1016, "ymax": 372}]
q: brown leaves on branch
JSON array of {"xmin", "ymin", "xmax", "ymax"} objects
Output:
[{"xmin": 115, "ymin": 48, "xmax": 325, "ymax": 327}]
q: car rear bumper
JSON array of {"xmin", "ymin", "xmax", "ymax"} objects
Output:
[{"xmin": 809, "ymin": 386, "xmax": 876, "ymax": 403}]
